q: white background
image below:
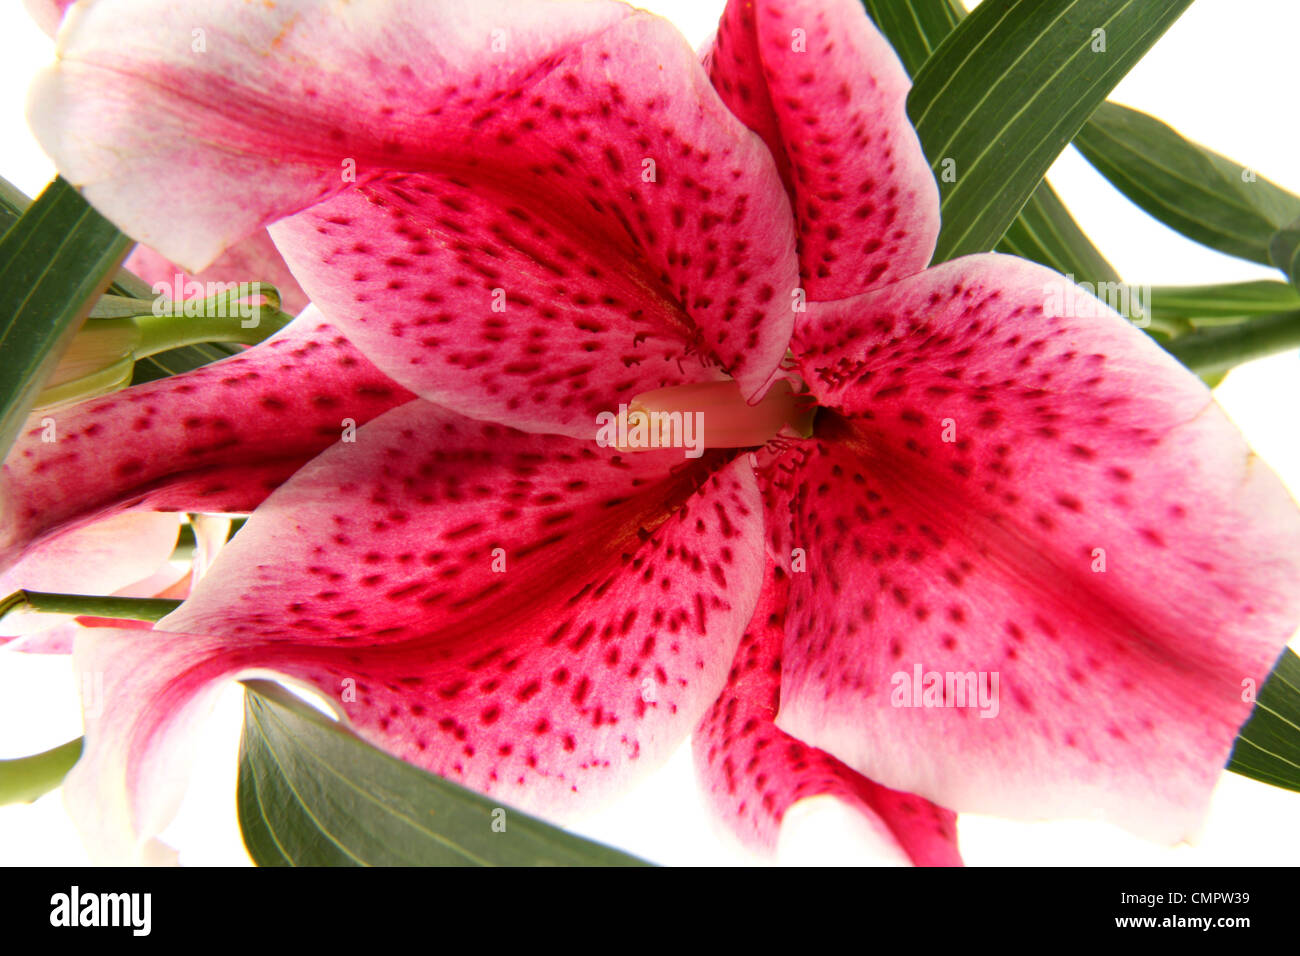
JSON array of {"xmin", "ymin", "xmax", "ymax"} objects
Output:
[{"xmin": 1, "ymin": 0, "xmax": 1298, "ymax": 865}]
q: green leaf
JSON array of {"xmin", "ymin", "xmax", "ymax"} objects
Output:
[
  {"xmin": 130, "ymin": 342, "xmax": 244, "ymax": 385},
  {"xmin": 106, "ymin": 268, "xmax": 153, "ymax": 302},
  {"xmin": 1145, "ymin": 280, "xmax": 1300, "ymax": 344},
  {"xmin": 1269, "ymin": 215, "xmax": 1300, "ymax": 291},
  {"xmin": 0, "ymin": 177, "xmax": 132, "ymax": 459},
  {"xmin": 909, "ymin": 0, "xmax": 1193, "ymax": 264},
  {"xmin": 0, "ymin": 176, "xmax": 150, "ymax": 302},
  {"xmin": 0, "ymin": 738, "xmax": 83, "ymax": 805},
  {"xmin": 0, "ymin": 177, "xmax": 275, "ymax": 394},
  {"xmin": 1162, "ymin": 309, "xmax": 1300, "ymax": 378},
  {"xmin": 237, "ymin": 680, "xmax": 651, "ymax": 866},
  {"xmin": 1074, "ymin": 102, "xmax": 1300, "ymax": 267},
  {"xmin": 1228, "ymin": 649, "xmax": 1300, "ymax": 792},
  {"xmin": 1149, "ymin": 280, "xmax": 1300, "ymax": 322},
  {"xmin": 0, "ymin": 175, "xmax": 32, "ymax": 237},
  {"xmin": 863, "ymin": 0, "xmax": 1121, "ymax": 284},
  {"xmin": 861, "ymin": 0, "xmax": 965, "ymax": 76}
]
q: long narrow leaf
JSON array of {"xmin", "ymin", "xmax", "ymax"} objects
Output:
[
  {"xmin": 863, "ymin": 0, "xmax": 1121, "ymax": 284},
  {"xmin": 1163, "ymin": 309, "xmax": 1300, "ymax": 377},
  {"xmin": 910, "ymin": 0, "xmax": 1193, "ymax": 264},
  {"xmin": 0, "ymin": 177, "xmax": 131, "ymax": 458},
  {"xmin": 0, "ymin": 739, "xmax": 83, "ymax": 806},
  {"xmin": 1075, "ymin": 102, "xmax": 1300, "ymax": 267},
  {"xmin": 1149, "ymin": 280, "xmax": 1300, "ymax": 321},
  {"xmin": 994, "ymin": 171, "xmax": 1120, "ymax": 284},
  {"xmin": 1269, "ymin": 216, "xmax": 1300, "ymax": 291},
  {"xmin": 0, "ymin": 176, "xmax": 31, "ymax": 237},
  {"xmin": 1228, "ymin": 649, "xmax": 1300, "ymax": 792},
  {"xmin": 130, "ymin": 341, "xmax": 245, "ymax": 385},
  {"xmin": 0, "ymin": 176, "xmax": 151, "ymax": 301},
  {"xmin": 237, "ymin": 680, "xmax": 651, "ymax": 866},
  {"xmin": 861, "ymin": 0, "xmax": 964, "ymax": 75}
]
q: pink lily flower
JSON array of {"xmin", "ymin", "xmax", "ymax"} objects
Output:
[
  {"xmin": 753, "ymin": 247, "xmax": 1300, "ymax": 844},
  {"xmin": 19, "ymin": 0, "xmax": 811, "ymax": 864},
  {"xmin": 7, "ymin": 0, "xmax": 1297, "ymax": 865},
  {"xmin": 699, "ymin": 0, "xmax": 1299, "ymax": 848}
]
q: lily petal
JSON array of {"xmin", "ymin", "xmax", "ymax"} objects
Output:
[
  {"xmin": 263, "ymin": 11, "xmax": 802, "ymax": 429},
  {"xmin": 23, "ymin": 0, "xmax": 73, "ymax": 37},
  {"xmin": 704, "ymin": 0, "xmax": 938, "ymax": 298},
  {"xmin": 66, "ymin": 626, "xmax": 256, "ymax": 864},
  {"xmin": 26, "ymin": 0, "xmax": 309, "ymax": 317},
  {"xmin": 32, "ymin": 0, "xmax": 799, "ymax": 431},
  {"xmin": 0, "ymin": 510, "xmax": 181, "ymax": 598},
  {"xmin": 694, "ymin": 562, "xmax": 961, "ymax": 865},
  {"xmin": 0, "ymin": 307, "xmax": 411, "ymax": 571},
  {"xmin": 770, "ymin": 254, "xmax": 1300, "ymax": 842},
  {"xmin": 68, "ymin": 400, "xmax": 765, "ymax": 860}
]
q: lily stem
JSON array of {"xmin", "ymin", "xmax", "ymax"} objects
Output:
[
  {"xmin": 1164, "ymin": 309, "xmax": 1300, "ymax": 377},
  {"xmin": 133, "ymin": 304, "xmax": 294, "ymax": 356},
  {"xmin": 0, "ymin": 589, "xmax": 182, "ymax": 623}
]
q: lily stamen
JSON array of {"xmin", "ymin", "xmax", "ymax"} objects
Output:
[{"xmin": 602, "ymin": 379, "xmax": 815, "ymax": 456}]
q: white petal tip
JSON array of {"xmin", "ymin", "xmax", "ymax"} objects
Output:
[{"xmin": 776, "ymin": 795, "xmax": 911, "ymax": 866}]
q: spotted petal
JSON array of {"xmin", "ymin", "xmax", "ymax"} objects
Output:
[
  {"xmin": 767, "ymin": 254, "xmax": 1300, "ymax": 842},
  {"xmin": 65, "ymin": 401, "xmax": 764, "ymax": 861},
  {"xmin": 0, "ymin": 308, "xmax": 411, "ymax": 571},
  {"xmin": 32, "ymin": 0, "xmax": 799, "ymax": 434},
  {"xmin": 704, "ymin": 0, "xmax": 939, "ymax": 299},
  {"xmin": 693, "ymin": 563, "xmax": 961, "ymax": 864}
]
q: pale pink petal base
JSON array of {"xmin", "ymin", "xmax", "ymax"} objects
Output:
[
  {"xmin": 0, "ymin": 510, "xmax": 181, "ymax": 598},
  {"xmin": 66, "ymin": 626, "xmax": 274, "ymax": 864},
  {"xmin": 23, "ymin": 0, "xmax": 73, "ymax": 37}
]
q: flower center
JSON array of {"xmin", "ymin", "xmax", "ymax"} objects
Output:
[{"xmin": 607, "ymin": 379, "xmax": 814, "ymax": 456}]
